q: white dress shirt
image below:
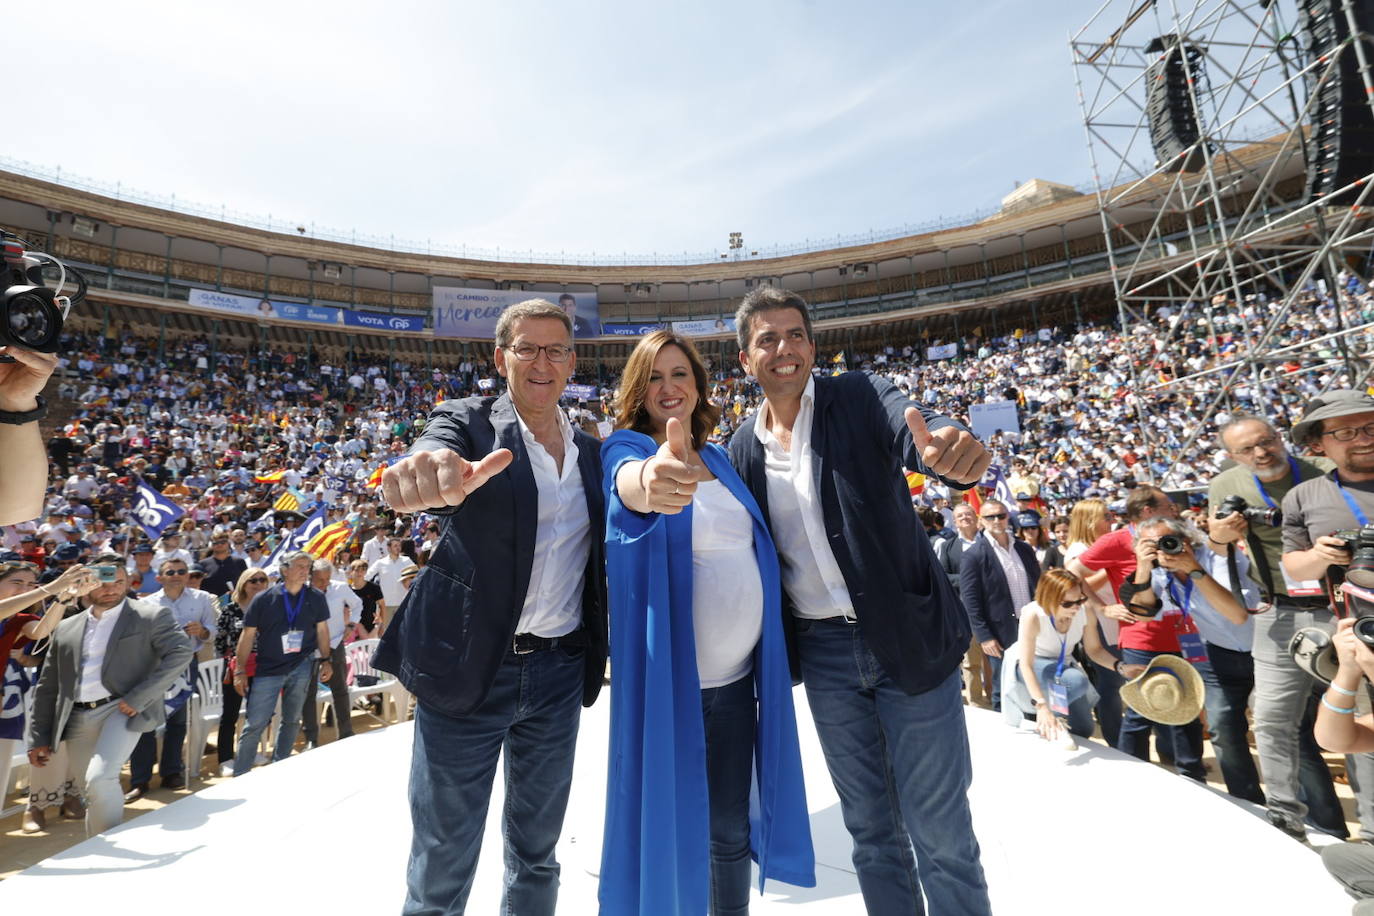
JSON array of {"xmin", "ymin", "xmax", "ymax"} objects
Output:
[
  {"xmin": 77, "ymin": 600, "xmax": 126, "ymax": 702},
  {"xmin": 367, "ymin": 554, "xmax": 418, "ymax": 609},
  {"xmin": 514, "ymin": 407, "xmax": 589, "ymax": 638},
  {"xmin": 321, "ymin": 579, "xmax": 361, "ymax": 648},
  {"xmin": 754, "ymin": 376, "xmax": 855, "ymax": 620},
  {"xmin": 985, "ymin": 531, "xmax": 1032, "ymax": 618},
  {"xmin": 150, "ymin": 587, "xmax": 219, "ymax": 653},
  {"xmin": 360, "ymin": 536, "xmax": 389, "ymax": 568}
]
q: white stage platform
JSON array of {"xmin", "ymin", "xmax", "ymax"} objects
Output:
[{"xmin": 0, "ymin": 691, "xmax": 1355, "ymax": 915}]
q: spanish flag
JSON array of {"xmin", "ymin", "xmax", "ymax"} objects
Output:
[
  {"xmin": 255, "ymin": 470, "xmax": 285, "ymax": 484},
  {"xmin": 368, "ymin": 456, "xmax": 404, "ymax": 489},
  {"xmin": 905, "ymin": 470, "xmax": 925, "ymax": 497}
]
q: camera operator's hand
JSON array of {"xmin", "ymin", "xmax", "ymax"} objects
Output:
[
  {"xmin": 1332, "ymin": 617, "xmax": 1374, "ymax": 682},
  {"xmin": 0, "ymin": 346, "xmax": 57, "ymax": 413},
  {"xmin": 46, "ymin": 564, "xmax": 99, "ymax": 601},
  {"xmin": 1133, "ymin": 537, "xmax": 1159, "ymax": 570},
  {"xmin": 1209, "ymin": 511, "xmax": 1248, "ymax": 546},
  {"xmin": 1314, "ymin": 534, "xmax": 1355, "ymax": 569},
  {"xmin": 1157, "ymin": 542, "xmax": 1204, "ymax": 577}
]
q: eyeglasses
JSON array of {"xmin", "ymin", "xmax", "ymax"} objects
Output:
[
  {"xmin": 1230, "ymin": 435, "xmax": 1281, "ymax": 454},
  {"xmin": 1322, "ymin": 423, "xmax": 1374, "ymax": 442},
  {"xmin": 247, "ymin": 576, "xmax": 268, "ymax": 585},
  {"xmin": 981, "ymin": 513, "xmax": 1008, "ymax": 521},
  {"xmin": 1060, "ymin": 597, "xmax": 1089, "ymax": 607},
  {"xmin": 505, "ymin": 343, "xmax": 572, "ymax": 363}
]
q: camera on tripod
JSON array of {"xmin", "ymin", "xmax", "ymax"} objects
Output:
[
  {"xmin": 0, "ymin": 230, "xmax": 84, "ymax": 360},
  {"xmin": 1215, "ymin": 494, "xmax": 1281, "ymax": 527}
]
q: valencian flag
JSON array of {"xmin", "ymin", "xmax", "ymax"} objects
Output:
[
  {"xmin": 304, "ymin": 517, "xmax": 357, "ymax": 559},
  {"xmin": 133, "ymin": 480, "xmax": 185, "ymax": 538}
]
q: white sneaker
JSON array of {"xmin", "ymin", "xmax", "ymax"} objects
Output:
[{"xmin": 218, "ymin": 761, "xmax": 234, "ymax": 778}]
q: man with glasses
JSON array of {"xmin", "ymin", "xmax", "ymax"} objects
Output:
[
  {"xmin": 1282, "ymin": 390, "xmax": 1374, "ymax": 843},
  {"xmin": 959, "ymin": 498, "xmax": 1041, "ymax": 712},
  {"xmin": 375, "ymin": 299, "xmax": 607, "ymax": 915},
  {"xmin": 126, "ymin": 556, "xmax": 218, "ymax": 798},
  {"xmin": 1208, "ymin": 414, "xmax": 1349, "ymax": 841},
  {"xmin": 27, "ymin": 554, "xmax": 193, "ymax": 835}
]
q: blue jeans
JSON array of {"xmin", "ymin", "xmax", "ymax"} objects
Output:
[
  {"xmin": 702, "ymin": 675, "xmax": 756, "ymax": 916},
  {"xmin": 233, "ymin": 656, "xmax": 315, "ymax": 777},
  {"xmin": 130, "ymin": 659, "xmax": 198, "ymax": 784},
  {"xmin": 795, "ymin": 618, "xmax": 990, "ymax": 916},
  {"xmin": 403, "ymin": 646, "xmax": 585, "ymax": 916},
  {"xmin": 1008, "ymin": 657, "xmax": 1098, "ymax": 737},
  {"xmin": 1192, "ymin": 643, "xmax": 1264, "ymax": 804},
  {"xmin": 1117, "ymin": 648, "xmax": 1205, "ymax": 781}
]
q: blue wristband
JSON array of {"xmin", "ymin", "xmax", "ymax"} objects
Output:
[
  {"xmin": 1322, "ymin": 697, "xmax": 1357, "ymax": 715},
  {"xmin": 1329, "ymin": 682, "xmax": 1359, "ymax": 697}
]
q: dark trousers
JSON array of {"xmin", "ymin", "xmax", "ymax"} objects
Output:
[
  {"xmin": 701, "ymin": 675, "xmax": 756, "ymax": 916},
  {"xmin": 1118, "ymin": 648, "xmax": 1206, "ymax": 781},
  {"xmin": 130, "ymin": 659, "xmax": 197, "ymax": 783},
  {"xmin": 218, "ymin": 672, "xmax": 247, "ymax": 764},
  {"xmin": 302, "ymin": 642, "xmax": 353, "ymax": 743},
  {"xmin": 1192, "ymin": 643, "xmax": 1264, "ymax": 804}
]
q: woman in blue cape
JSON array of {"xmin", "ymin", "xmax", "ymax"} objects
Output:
[{"xmin": 599, "ymin": 330, "xmax": 814, "ymax": 916}]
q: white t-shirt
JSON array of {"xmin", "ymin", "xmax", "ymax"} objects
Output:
[{"xmin": 691, "ymin": 479, "xmax": 763, "ymax": 689}]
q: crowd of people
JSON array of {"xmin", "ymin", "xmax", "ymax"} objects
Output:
[{"xmin": 3, "ymin": 272, "xmax": 1374, "ymax": 912}]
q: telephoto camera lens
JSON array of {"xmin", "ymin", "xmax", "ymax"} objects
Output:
[{"xmin": 1353, "ymin": 614, "xmax": 1374, "ymax": 648}]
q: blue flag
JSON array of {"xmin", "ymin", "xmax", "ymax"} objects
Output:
[
  {"xmin": 0, "ymin": 659, "xmax": 29, "ymax": 741},
  {"xmin": 132, "ymin": 480, "xmax": 185, "ymax": 538},
  {"xmin": 266, "ymin": 505, "xmax": 328, "ymax": 568},
  {"xmin": 163, "ymin": 662, "xmax": 195, "ymax": 717}
]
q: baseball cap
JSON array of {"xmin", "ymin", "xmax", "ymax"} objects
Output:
[
  {"xmin": 53, "ymin": 544, "xmax": 82, "ymax": 561},
  {"xmin": 133, "ymin": 542, "xmax": 155, "ymax": 554},
  {"xmin": 1014, "ymin": 510, "xmax": 1043, "ymax": 529},
  {"xmin": 1291, "ymin": 390, "xmax": 1374, "ymax": 445}
]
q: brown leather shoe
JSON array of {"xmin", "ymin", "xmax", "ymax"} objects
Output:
[
  {"xmin": 21, "ymin": 807, "xmax": 46, "ymax": 834},
  {"xmin": 60, "ymin": 795, "xmax": 86, "ymax": 820}
]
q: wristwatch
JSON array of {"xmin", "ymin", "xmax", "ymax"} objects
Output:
[{"xmin": 1187, "ymin": 568, "xmax": 1205, "ymax": 581}]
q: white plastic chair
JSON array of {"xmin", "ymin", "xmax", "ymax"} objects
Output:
[
  {"xmin": 184, "ymin": 657, "xmax": 225, "ymax": 784},
  {"xmin": 345, "ymin": 638, "xmax": 410, "ymax": 724}
]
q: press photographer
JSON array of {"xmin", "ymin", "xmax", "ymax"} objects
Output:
[
  {"xmin": 1208, "ymin": 413, "xmax": 1351, "ymax": 841},
  {"xmin": 1117, "ymin": 516, "xmax": 1261, "ymax": 799},
  {"xmin": 1281, "ymin": 390, "xmax": 1374, "ymax": 844}
]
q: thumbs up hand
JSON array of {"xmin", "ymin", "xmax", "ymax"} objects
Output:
[
  {"xmin": 905, "ymin": 406, "xmax": 991, "ymax": 486},
  {"xmin": 640, "ymin": 417, "xmax": 702, "ymax": 515}
]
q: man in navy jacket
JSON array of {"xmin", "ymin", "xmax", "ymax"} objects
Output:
[
  {"xmin": 375, "ymin": 300, "xmax": 608, "ymax": 916},
  {"xmin": 728, "ymin": 287, "xmax": 993, "ymax": 916},
  {"xmin": 959, "ymin": 498, "xmax": 1042, "ymax": 711}
]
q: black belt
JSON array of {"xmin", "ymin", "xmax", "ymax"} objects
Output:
[
  {"xmin": 512, "ymin": 628, "xmax": 588, "ymax": 655},
  {"xmin": 1275, "ymin": 596, "xmax": 1332, "ymax": 611},
  {"xmin": 73, "ymin": 695, "xmax": 115, "ymax": 710},
  {"xmin": 814, "ymin": 615, "xmax": 859, "ymax": 626}
]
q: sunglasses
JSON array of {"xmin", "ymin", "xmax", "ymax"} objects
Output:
[
  {"xmin": 1060, "ymin": 597, "xmax": 1089, "ymax": 608},
  {"xmin": 981, "ymin": 513, "xmax": 1008, "ymax": 521},
  {"xmin": 247, "ymin": 576, "xmax": 268, "ymax": 584},
  {"xmin": 162, "ymin": 569, "xmax": 188, "ymax": 576}
]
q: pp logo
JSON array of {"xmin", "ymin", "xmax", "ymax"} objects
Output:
[
  {"xmin": 388, "ymin": 317, "xmax": 412, "ymax": 330},
  {"xmin": 1, "ymin": 660, "xmax": 28, "ymax": 721}
]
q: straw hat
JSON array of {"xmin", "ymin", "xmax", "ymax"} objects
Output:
[{"xmin": 1120, "ymin": 655, "xmax": 1204, "ymax": 726}]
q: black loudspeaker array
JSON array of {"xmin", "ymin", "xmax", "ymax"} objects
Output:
[
  {"xmin": 1300, "ymin": 0, "xmax": 1374, "ymax": 204},
  {"xmin": 1144, "ymin": 34, "xmax": 1212, "ymax": 173}
]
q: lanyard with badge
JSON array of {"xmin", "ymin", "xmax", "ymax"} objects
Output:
[
  {"xmin": 281, "ymin": 588, "xmax": 305, "ymax": 655},
  {"xmin": 1167, "ymin": 578, "xmax": 1208, "ymax": 664},
  {"xmin": 1047, "ymin": 613, "xmax": 1072, "ymax": 716},
  {"xmin": 1259, "ymin": 459, "xmax": 1324, "ymax": 596}
]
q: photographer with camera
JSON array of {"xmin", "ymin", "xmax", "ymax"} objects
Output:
[
  {"xmin": 1209, "ymin": 414, "xmax": 1351, "ymax": 841},
  {"xmin": 1282, "ymin": 390, "xmax": 1374, "ymax": 844},
  {"xmin": 1116, "ymin": 517, "xmax": 1260, "ymax": 795}
]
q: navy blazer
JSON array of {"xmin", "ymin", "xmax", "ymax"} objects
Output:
[
  {"xmin": 373, "ymin": 394, "xmax": 608, "ymax": 718},
  {"xmin": 958, "ymin": 534, "xmax": 1041, "ymax": 647},
  {"xmin": 729, "ymin": 371, "xmax": 974, "ymax": 696}
]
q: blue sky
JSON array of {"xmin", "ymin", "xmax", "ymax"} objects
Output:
[{"xmin": 26, "ymin": 1, "xmax": 1094, "ymax": 259}]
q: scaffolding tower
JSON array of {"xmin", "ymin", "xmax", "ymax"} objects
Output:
[{"xmin": 1071, "ymin": 0, "xmax": 1374, "ymax": 482}]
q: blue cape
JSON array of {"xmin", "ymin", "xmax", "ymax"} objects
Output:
[{"xmin": 598, "ymin": 430, "xmax": 815, "ymax": 916}]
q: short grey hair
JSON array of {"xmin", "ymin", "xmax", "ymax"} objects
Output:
[
  {"xmin": 494, "ymin": 299, "xmax": 573, "ymax": 349},
  {"xmin": 1134, "ymin": 516, "xmax": 1202, "ymax": 548},
  {"xmin": 311, "ymin": 558, "xmax": 334, "ymax": 575},
  {"xmin": 278, "ymin": 549, "xmax": 313, "ymax": 570},
  {"xmin": 734, "ymin": 286, "xmax": 813, "ymax": 352}
]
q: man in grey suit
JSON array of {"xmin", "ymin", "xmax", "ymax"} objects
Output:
[{"xmin": 28, "ymin": 552, "xmax": 193, "ymax": 835}]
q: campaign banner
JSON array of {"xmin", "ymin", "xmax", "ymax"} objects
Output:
[
  {"xmin": 926, "ymin": 343, "xmax": 959, "ymax": 361},
  {"xmin": 344, "ymin": 310, "xmax": 426, "ymax": 333},
  {"xmin": 563, "ymin": 383, "xmax": 598, "ymax": 401},
  {"xmin": 968, "ymin": 400, "xmax": 1021, "ymax": 440},
  {"xmin": 188, "ymin": 289, "xmax": 340, "ymax": 325},
  {"xmin": 433, "ymin": 287, "xmax": 600, "ymax": 339},
  {"xmin": 671, "ymin": 318, "xmax": 735, "ymax": 337},
  {"xmin": 601, "ymin": 323, "xmax": 664, "ymax": 337}
]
